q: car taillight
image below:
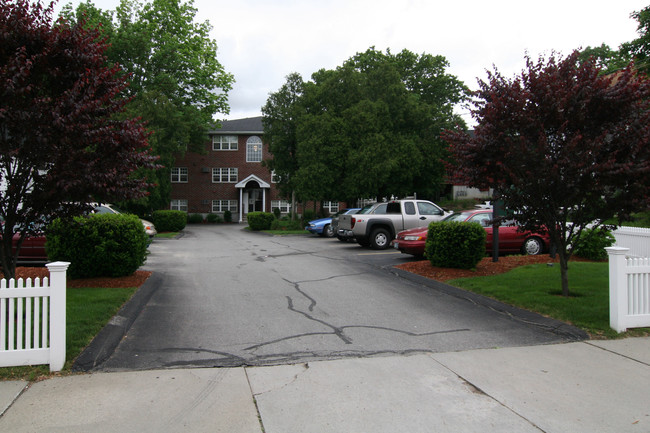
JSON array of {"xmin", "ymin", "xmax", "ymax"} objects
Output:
[{"xmin": 351, "ymin": 217, "xmax": 356, "ymax": 229}]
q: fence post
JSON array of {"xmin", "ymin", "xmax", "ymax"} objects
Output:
[
  {"xmin": 605, "ymin": 247, "xmax": 629, "ymax": 333},
  {"xmin": 46, "ymin": 261, "xmax": 70, "ymax": 372}
]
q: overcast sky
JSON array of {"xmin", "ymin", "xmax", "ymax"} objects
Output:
[{"xmin": 53, "ymin": 0, "xmax": 649, "ymax": 124}]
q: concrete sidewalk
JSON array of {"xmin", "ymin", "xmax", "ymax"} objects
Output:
[{"xmin": 1, "ymin": 338, "xmax": 648, "ymax": 432}]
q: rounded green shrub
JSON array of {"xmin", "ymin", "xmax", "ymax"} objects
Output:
[
  {"xmin": 574, "ymin": 227, "xmax": 615, "ymax": 261},
  {"xmin": 206, "ymin": 213, "xmax": 222, "ymax": 223},
  {"xmin": 223, "ymin": 210, "xmax": 233, "ymax": 223},
  {"xmin": 152, "ymin": 210, "xmax": 187, "ymax": 232},
  {"xmin": 188, "ymin": 213, "xmax": 204, "ymax": 224},
  {"xmin": 46, "ymin": 214, "xmax": 148, "ymax": 278},
  {"xmin": 247, "ymin": 212, "xmax": 275, "ymax": 230},
  {"xmin": 425, "ymin": 221, "xmax": 486, "ymax": 269}
]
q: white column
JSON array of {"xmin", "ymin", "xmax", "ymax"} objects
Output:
[
  {"xmin": 262, "ymin": 189, "xmax": 266, "ymax": 212},
  {"xmin": 606, "ymin": 246, "xmax": 629, "ymax": 333},
  {"xmin": 239, "ymin": 188, "xmax": 243, "ymax": 223},
  {"xmin": 46, "ymin": 261, "xmax": 70, "ymax": 371}
]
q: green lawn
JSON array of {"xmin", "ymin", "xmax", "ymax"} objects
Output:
[
  {"xmin": 448, "ymin": 262, "xmax": 650, "ymax": 339},
  {"xmin": 0, "ymin": 285, "xmax": 137, "ymax": 381}
]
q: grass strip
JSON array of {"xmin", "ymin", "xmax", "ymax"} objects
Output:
[
  {"xmin": 448, "ymin": 262, "xmax": 649, "ymax": 338},
  {"xmin": 0, "ymin": 286, "xmax": 137, "ymax": 381}
]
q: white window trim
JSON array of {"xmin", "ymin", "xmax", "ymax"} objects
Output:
[
  {"xmin": 212, "ymin": 135, "xmax": 238, "ymax": 151},
  {"xmin": 212, "ymin": 167, "xmax": 238, "ymax": 183},
  {"xmin": 171, "ymin": 199, "xmax": 188, "ymax": 212},
  {"xmin": 171, "ymin": 167, "xmax": 188, "ymax": 183},
  {"xmin": 246, "ymin": 136, "xmax": 263, "ymax": 163},
  {"xmin": 212, "ymin": 199, "xmax": 238, "ymax": 213}
]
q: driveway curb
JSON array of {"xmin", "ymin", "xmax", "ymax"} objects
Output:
[
  {"xmin": 72, "ymin": 272, "xmax": 162, "ymax": 372},
  {"xmin": 390, "ymin": 267, "xmax": 590, "ymax": 341}
]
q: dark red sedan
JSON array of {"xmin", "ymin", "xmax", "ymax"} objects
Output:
[
  {"xmin": 12, "ymin": 232, "xmax": 48, "ymax": 263},
  {"xmin": 392, "ymin": 209, "xmax": 550, "ymax": 257}
]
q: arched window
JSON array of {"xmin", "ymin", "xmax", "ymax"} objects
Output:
[{"xmin": 246, "ymin": 136, "xmax": 263, "ymax": 162}]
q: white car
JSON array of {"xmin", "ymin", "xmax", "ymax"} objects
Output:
[{"xmin": 92, "ymin": 203, "xmax": 157, "ymax": 238}]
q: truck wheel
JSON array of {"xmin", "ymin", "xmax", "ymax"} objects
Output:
[{"xmin": 370, "ymin": 228, "xmax": 391, "ymax": 250}]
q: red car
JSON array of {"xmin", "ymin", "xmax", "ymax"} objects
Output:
[
  {"xmin": 392, "ymin": 209, "xmax": 550, "ymax": 257},
  {"xmin": 12, "ymin": 232, "xmax": 48, "ymax": 263}
]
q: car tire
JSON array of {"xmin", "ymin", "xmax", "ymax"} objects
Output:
[
  {"xmin": 323, "ymin": 224, "xmax": 334, "ymax": 238},
  {"xmin": 370, "ymin": 228, "xmax": 391, "ymax": 250},
  {"xmin": 523, "ymin": 237, "xmax": 543, "ymax": 255}
]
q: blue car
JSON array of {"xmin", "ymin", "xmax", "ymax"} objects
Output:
[{"xmin": 306, "ymin": 208, "xmax": 360, "ymax": 238}]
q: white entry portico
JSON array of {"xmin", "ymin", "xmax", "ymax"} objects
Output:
[{"xmin": 235, "ymin": 174, "xmax": 271, "ymax": 223}]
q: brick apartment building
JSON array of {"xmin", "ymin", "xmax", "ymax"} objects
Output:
[{"xmin": 169, "ymin": 116, "xmax": 343, "ymax": 223}]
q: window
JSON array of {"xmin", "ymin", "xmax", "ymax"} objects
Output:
[
  {"xmin": 213, "ymin": 135, "xmax": 238, "ymax": 150},
  {"xmin": 212, "ymin": 168, "xmax": 238, "ymax": 183},
  {"xmin": 417, "ymin": 201, "xmax": 443, "ymax": 216},
  {"xmin": 271, "ymin": 200, "xmax": 290, "ymax": 213},
  {"xmin": 170, "ymin": 199, "xmax": 188, "ymax": 212},
  {"xmin": 271, "ymin": 170, "xmax": 280, "ymax": 183},
  {"xmin": 171, "ymin": 167, "xmax": 188, "ymax": 183},
  {"xmin": 212, "ymin": 200, "xmax": 238, "ymax": 213},
  {"xmin": 323, "ymin": 201, "xmax": 339, "ymax": 213},
  {"xmin": 246, "ymin": 136, "xmax": 263, "ymax": 162}
]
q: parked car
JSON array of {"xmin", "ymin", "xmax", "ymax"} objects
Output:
[
  {"xmin": 336, "ymin": 202, "xmax": 389, "ymax": 242},
  {"xmin": 392, "ymin": 209, "xmax": 550, "ymax": 257},
  {"xmin": 92, "ymin": 203, "xmax": 157, "ymax": 238},
  {"xmin": 0, "ymin": 219, "xmax": 48, "ymax": 264},
  {"xmin": 11, "ymin": 231, "xmax": 48, "ymax": 264},
  {"xmin": 306, "ymin": 208, "xmax": 360, "ymax": 237}
]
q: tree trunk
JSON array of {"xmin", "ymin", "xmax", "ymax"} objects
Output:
[{"xmin": 558, "ymin": 248, "xmax": 571, "ymax": 297}]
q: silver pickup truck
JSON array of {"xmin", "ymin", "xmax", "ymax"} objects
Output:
[{"xmin": 338, "ymin": 199, "xmax": 452, "ymax": 249}]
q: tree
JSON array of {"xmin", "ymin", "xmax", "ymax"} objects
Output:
[
  {"xmin": 262, "ymin": 73, "xmax": 304, "ymax": 219},
  {"xmin": 61, "ymin": 0, "xmax": 234, "ymax": 212},
  {"xmin": 578, "ymin": 43, "xmax": 630, "ymax": 74},
  {"xmin": 0, "ymin": 0, "xmax": 156, "ymax": 279},
  {"xmin": 263, "ymin": 48, "xmax": 467, "ymax": 205},
  {"xmin": 445, "ymin": 51, "xmax": 650, "ymax": 297},
  {"xmin": 621, "ymin": 6, "xmax": 650, "ymax": 74}
]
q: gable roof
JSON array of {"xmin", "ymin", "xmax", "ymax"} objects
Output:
[{"xmin": 210, "ymin": 116, "xmax": 263, "ymax": 135}]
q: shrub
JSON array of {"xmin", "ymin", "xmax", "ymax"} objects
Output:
[
  {"xmin": 188, "ymin": 213, "xmax": 204, "ymax": 224},
  {"xmin": 301, "ymin": 209, "xmax": 317, "ymax": 226},
  {"xmin": 223, "ymin": 210, "xmax": 232, "ymax": 223},
  {"xmin": 425, "ymin": 221, "xmax": 486, "ymax": 269},
  {"xmin": 152, "ymin": 210, "xmax": 187, "ymax": 232},
  {"xmin": 272, "ymin": 207, "xmax": 281, "ymax": 219},
  {"xmin": 247, "ymin": 212, "xmax": 275, "ymax": 230},
  {"xmin": 574, "ymin": 227, "xmax": 615, "ymax": 261},
  {"xmin": 47, "ymin": 214, "xmax": 148, "ymax": 278},
  {"xmin": 206, "ymin": 213, "xmax": 222, "ymax": 223}
]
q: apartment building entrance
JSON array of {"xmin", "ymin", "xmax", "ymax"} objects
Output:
[{"xmin": 236, "ymin": 174, "xmax": 271, "ymax": 222}]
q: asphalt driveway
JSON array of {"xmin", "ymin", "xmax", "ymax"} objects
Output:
[{"xmin": 83, "ymin": 224, "xmax": 585, "ymax": 371}]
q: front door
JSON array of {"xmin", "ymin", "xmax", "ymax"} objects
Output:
[{"xmin": 247, "ymin": 188, "xmax": 263, "ymax": 212}]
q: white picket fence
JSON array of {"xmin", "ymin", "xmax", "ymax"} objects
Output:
[
  {"xmin": 0, "ymin": 262, "xmax": 70, "ymax": 371},
  {"xmin": 612, "ymin": 226, "xmax": 650, "ymax": 257},
  {"xmin": 606, "ymin": 247, "xmax": 650, "ymax": 333}
]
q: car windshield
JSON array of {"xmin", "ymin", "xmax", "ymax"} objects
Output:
[
  {"xmin": 357, "ymin": 205, "xmax": 374, "ymax": 214},
  {"xmin": 443, "ymin": 211, "xmax": 477, "ymax": 222}
]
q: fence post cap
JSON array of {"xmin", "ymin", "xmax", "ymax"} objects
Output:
[
  {"xmin": 45, "ymin": 261, "xmax": 71, "ymax": 271},
  {"xmin": 605, "ymin": 246, "xmax": 629, "ymax": 255}
]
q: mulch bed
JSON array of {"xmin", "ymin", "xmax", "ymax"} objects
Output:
[
  {"xmin": 395, "ymin": 254, "xmax": 592, "ymax": 282},
  {"xmin": 2, "ymin": 268, "xmax": 151, "ymax": 288}
]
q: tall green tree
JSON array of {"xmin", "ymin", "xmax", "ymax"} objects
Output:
[
  {"xmin": 61, "ymin": 0, "xmax": 234, "ymax": 212},
  {"xmin": 263, "ymin": 48, "xmax": 467, "ymax": 205},
  {"xmin": 262, "ymin": 73, "xmax": 304, "ymax": 217},
  {"xmin": 1, "ymin": 0, "xmax": 156, "ymax": 279},
  {"xmin": 445, "ymin": 51, "xmax": 650, "ymax": 297},
  {"xmin": 621, "ymin": 6, "xmax": 650, "ymax": 74}
]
